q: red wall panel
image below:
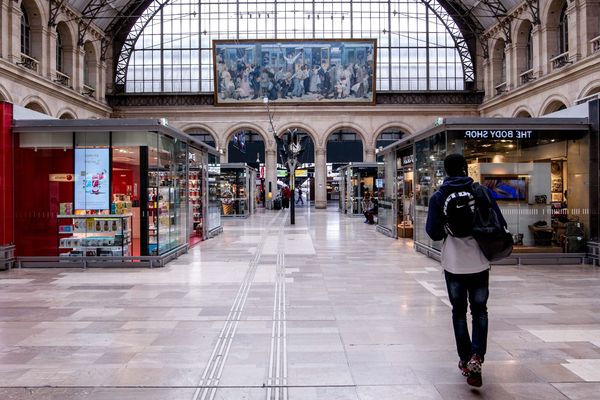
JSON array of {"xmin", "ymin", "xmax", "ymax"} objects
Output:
[
  {"xmin": 14, "ymin": 139, "xmax": 74, "ymax": 256},
  {"xmin": 0, "ymin": 102, "xmax": 14, "ymax": 245}
]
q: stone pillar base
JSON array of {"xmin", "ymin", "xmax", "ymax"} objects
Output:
[{"xmin": 315, "ymin": 201, "xmax": 327, "ymax": 209}]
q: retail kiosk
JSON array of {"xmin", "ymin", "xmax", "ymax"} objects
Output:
[
  {"xmin": 377, "ymin": 101, "xmax": 600, "ymax": 265},
  {"xmin": 10, "ymin": 118, "xmax": 222, "ymax": 267},
  {"xmin": 337, "ymin": 163, "xmax": 381, "ymax": 216},
  {"xmin": 218, "ymin": 163, "xmax": 257, "ymax": 217}
]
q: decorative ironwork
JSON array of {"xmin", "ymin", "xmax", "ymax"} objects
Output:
[
  {"xmin": 107, "ymin": 94, "xmax": 215, "ymax": 107},
  {"xmin": 495, "ymin": 82, "xmax": 507, "ymax": 95},
  {"xmin": 82, "ymin": 84, "xmax": 95, "ymax": 97},
  {"xmin": 54, "ymin": 71, "xmax": 71, "ymax": 87},
  {"xmin": 48, "ymin": 0, "xmax": 66, "ymax": 27},
  {"xmin": 523, "ymin": 0, "xmax": 540, "ymax": 25},
  {"xmin": 421, "ymin": 0, "xmax": 476, "ymax": 82},
  {"xmin": 520, "ymin": 69, "xmax": 534, "ymax": 85},
  {"xmin": 377, "ymin": 91, "xmax": 483, "ymax": 104},
  {"xmin": 592, "ymin": 35, "xmax": 600, "ymax": 54},
  {"xmin": 100, "ymin": 37, "xmax": 110, "ymax": 62},
  {"xmin": 433, "ymin": 0, "xmax": 488, "ymax": 59},
  {"xmin": 114, "ymin": 0, "xmax": 171, "ymax": 89},
  {"xmin": 17, "ymin": 53, "xmax": 38, "ymax": 72},
  {"xmin": 107, "ymin": 92, "xmax": 483, "ymax": 107},
  {"xmin": 551, "ymin": 52, "xmax": 571, "ymax": 69},
  {"xmin": 78, "ymin": 0, "xmax": 110, "ymax": 46}
]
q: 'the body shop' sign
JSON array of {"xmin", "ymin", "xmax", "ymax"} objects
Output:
[{"xmin": 463, "ymin": 130, "xmax": 533, "ymax": 139}]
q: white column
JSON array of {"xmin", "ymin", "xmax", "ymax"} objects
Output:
[
  {"xmin": 47, "ymin": 28, "xmax": 57, "ymax": 79},
  {"xmin": 505, "ymin": 43, "xmax": 516, "ymax": 91},
  {"xmin": 532, "ymin": 24, "xmax": 544, "ymax": 79},
  {"xmin": 567, "ymin": 0, "xmax": 581, "ymax": 62},
  {"xmin": 8, "ymin": 2, "xmax": 21, "ymax": 63},
  {"xmin": 482, "ymin": 58, "xmax": 492, "ymax": 101},
  {"xmin": 74, "ymin": 46, "xmax": 85, "ymax": 92},
  {"xmin": 265, "ymin": 149, "xmax": 277, "ymax": 209},
  {"xmin": 315, "ymin": 148, "xmax": 327, "ymax": 209}
]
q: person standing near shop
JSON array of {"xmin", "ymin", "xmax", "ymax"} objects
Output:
[
  {"xmin": 425, "ymin": 153, "xmax": 507, "ymax": 388},
  {"xmin": 282, "ymin": 186, "xmax": 291, "ymax": 209}
]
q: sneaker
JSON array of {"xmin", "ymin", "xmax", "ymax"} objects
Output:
[
  {"xmin": 466, "ymin": 354, "xmax": 483, "ymax": 387},
  {"xmin": 458, "ymin": 360, "xmax": 469, "ymax": 376}
]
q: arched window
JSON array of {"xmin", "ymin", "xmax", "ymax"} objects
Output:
[
  {"xmin": 117, "ymin": 0, "xmax": 474, "ymax": 93},
  {"xmin": 526, "ymin": 26, "xmax": 533, "ymax": 71},
  {"xmin": 187, "ymin": 130, "xmax": 216, "ymax": 148},
  {"xmin": 20, "ymin": 5, "xmax": 31, "ymax": 56},
  {"xmin": 56, "ymin": 31, "xmax": 63, "ymax": 72},
  {"xmin": 558, "ymin": 3, "xmax": 569, "ymax": 54},
  {"xmin": 327, "ymin": 129, "xmax": 363, "ymax": 163}
]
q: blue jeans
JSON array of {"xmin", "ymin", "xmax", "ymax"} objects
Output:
[{"xmin": 444, "ymin": 269, "xmax": 489, "ymax": 362}]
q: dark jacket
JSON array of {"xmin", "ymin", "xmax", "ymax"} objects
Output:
[{"xmin": 426, "ymin": 176, "xmax": 507, "ymax": 241}]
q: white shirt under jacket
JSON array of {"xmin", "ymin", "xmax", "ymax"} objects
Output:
[{"xmin": 441, "ymin": 235, "xmax": 489, "ymax": 274}]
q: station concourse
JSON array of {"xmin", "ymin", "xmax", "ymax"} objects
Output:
[{"xmin": 1, "ymin": 207, "xmax": 599, "ymax": 399}]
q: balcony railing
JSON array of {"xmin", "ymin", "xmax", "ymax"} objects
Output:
[
  {"xmin": 82, "ymin": 84, "xmax": 95, "ymax": 97},
  {"xmin": 495, "ymin": 82, "xmax": 507, "ymax": 95},
  {"xmin": 54, "ymin": 71, "xmax": 70, "ymax": 87},
  {"xmin": 551, "ymin": 52, "xmax": 571, "ymax": 69},
  {"xmin": 17, "ymin": 53, "xmax": 38, "ymax": 72},
  {"xmin": 592, "ymin": 35, "xmax": 600, "ymax": 54},
  {"xmin": 520, "ymin": 69, "xmax": 535, "ymax": 85}
]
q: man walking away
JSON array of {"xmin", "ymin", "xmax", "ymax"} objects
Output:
[
  {"xmin": 296, "ymin": 186, "xmax": 304, "ymax": 205},
  {"xmin": 425, "ymin": 154, "xmax": 507, "ymax": 388}
]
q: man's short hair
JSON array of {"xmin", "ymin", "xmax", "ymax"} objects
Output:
[{"xmin": 444, "ymin": 154, "xmax": 468, "ymax": 177}]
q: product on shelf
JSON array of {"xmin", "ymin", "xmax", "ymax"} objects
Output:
[{"xmin": 57, "ymin": 214, "xmax": 132, "ymax": 257}]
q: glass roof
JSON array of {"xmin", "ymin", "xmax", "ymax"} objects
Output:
[{"xmin": 117, "ymin": 0, "xmax": 474, "ymax": 93}]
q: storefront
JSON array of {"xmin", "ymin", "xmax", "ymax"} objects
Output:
[
  {"xmin": 378, "ymin": 106, "xmax": 600, "ymax": 264},
  {"xmin": 377, "ymin": 146, "xmax": 414, "ymax": 239},
  {"xmin": 219, "ymin": 163, "xmax": 257, "ymax": 217},
  {"xmin": 10, "ymin": 118, "xmax": 222, "ymax": 267},
  {"xmin": 337, "ymin": 163, "xmax": 381, "ymax": 216}
]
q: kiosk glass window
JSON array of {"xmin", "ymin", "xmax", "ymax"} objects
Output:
[
  {"xmin": 189, "ymin": 147, "xmax": 205, "ymax": 241},
  {"xmin": 378, "ymin": 152, "xmax": 397, "ymax": 235},
  {"xmin": 453, "ymin": 130, "xmax": 588, "ymax": 253},
  {"xmin": 415, "ymin": 129, "xmax": 590, "ymax": 254},
  {"xmin": 414, "ymin": 133, "xmax": 446, "ymax": 250},
  {"xmin": 207, "ymin": 154, "xmax": 221, "ymax": 232}
]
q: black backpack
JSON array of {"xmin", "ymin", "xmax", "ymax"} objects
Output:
[
  {"xmin": 443, "ymin": 190, "xmax": 476, "ymax": 238},
  {"xmin": 471, "ymin": 183, "xmax": 513, "ymax": 261}
]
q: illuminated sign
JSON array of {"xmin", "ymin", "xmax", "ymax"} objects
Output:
[
  {"xmin": 49, "ymin": 174, "xmax": 74, "ymax": 182},
  {"xmin": 295, "ymin": 169, "xmax": 308, "ymax": 177},
  {"xmin": 74, "ymin": 148, "xmax": 110, "ymax": 210},
  {"xmin": 401, "ymin": 155, "xmax": 414, "ymax": 165},
  {"xmin": 463, "ymin": 130, "xmax": 533, "ymax": 139}
]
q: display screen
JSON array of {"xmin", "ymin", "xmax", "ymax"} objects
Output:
[
  {"xmin": 74, "ymin": 148, "xmax": 110, "ymax": 210},
  {"xmin": 482, "ymin": 176, "xmax": 527, "ymax": 201}
]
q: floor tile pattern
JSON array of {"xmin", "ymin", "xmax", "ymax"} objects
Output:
[{"xmin": 1, "ymin": 207, "xmax": 600, "ymax": 399}]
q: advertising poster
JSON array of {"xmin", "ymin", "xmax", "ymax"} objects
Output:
[{"xmin": 74, "ymin": 148, "xmax": 110, "ymax": 210}]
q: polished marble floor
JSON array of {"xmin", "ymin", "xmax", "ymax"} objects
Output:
[{"xmin": 1, "ymin": 207, "xmax": 600, "ymax": 399}]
